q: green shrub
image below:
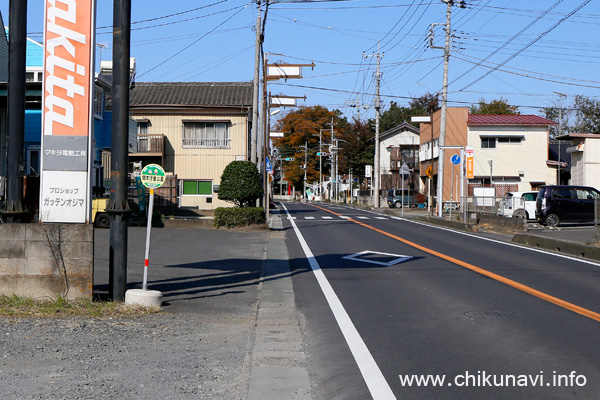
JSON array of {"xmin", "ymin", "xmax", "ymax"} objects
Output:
[
  {"xmin": 214, "ymin": 207, "xmax": 265, "ymax": 228},
  {"xmin": 218, "ymin": 161, "xmax": 263, "ymax": 207}
]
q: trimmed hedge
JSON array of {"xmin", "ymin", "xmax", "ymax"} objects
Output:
[{"xmin": 214, "ymin": 207, "xmax": 265, "ymax": 228}]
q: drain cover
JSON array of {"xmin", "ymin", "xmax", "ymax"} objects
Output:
[{"xmin": 343, "ymin": 250, "xmax": 412, "ymax": 266}]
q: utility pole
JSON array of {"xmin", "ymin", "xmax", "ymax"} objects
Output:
[
  {"xmin": 2, "ymin": 0, "xmax": 28, "ymax": 223},
  {"xmin": 365, "ymin": 44, "xmax": 383, "ymax": 208},
  {"xmin": 251, "ymin": 0, "xmax": 262, "ymax": 164},
  {"xmin": 432, "ymin": 0, "xmax": 464, "ymax": 217},
  {"xmin": 302, "ymin": 141, "xmax": 307, "ymax": 201},
  {"xmin": 554, "ymin": 91, "xmax": 567, "ymax": 185},
  {"xmin": 109, "ymin": 0, "xmax": 132, "ymax": 302}
]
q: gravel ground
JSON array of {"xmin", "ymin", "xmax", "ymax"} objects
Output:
[
  {"xmin": 0, "ymin": 312, "xmax": 256, "ymax": 400},
  {"xmin": 0, "ymin": 227, "xmax": 269, "ymax": 399}
]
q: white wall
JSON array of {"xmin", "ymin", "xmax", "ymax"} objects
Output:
[{"xmin": 467, "ymin": 125, "xmax": 555, "ymax": 190}]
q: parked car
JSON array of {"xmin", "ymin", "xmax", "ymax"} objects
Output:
[
  {"xmin": 535, "ymin": 185, "xmax": 600, "ymax": 227},
  {"xmin": 497, "ymin": 191, "xmax": 538, "ymax": 220},
  {"xmin": 387, "ymin": 188, "xmax": 414, "ymax": 208}
]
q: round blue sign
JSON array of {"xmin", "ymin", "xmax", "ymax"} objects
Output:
[{"xmin": 451, "ymin": 154, "xmax": 461, "ymax": 165}]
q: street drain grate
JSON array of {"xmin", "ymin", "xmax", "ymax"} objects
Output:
[
  {"xmin": 343, "ymin": 250, "xmax": 412, "ymax": 266},
  {"xmin": 464, "ymin": 311, "xmax": 524, "ymax": 319}
]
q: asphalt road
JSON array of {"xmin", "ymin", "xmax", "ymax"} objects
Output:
[{"xmin": 281, "ymin": 202, "xmax": 600, "ymax": 400}]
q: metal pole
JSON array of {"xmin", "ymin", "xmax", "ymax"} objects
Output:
[
  {"xmin": 374, "ymin": 45, "xmax": 382, "ymax": 208},
  {"xmin": 250, "ymin": 1, "xmax": 262, "ymax": 164},
  {"xmin": 142, "ymin": 189, "xmax": 154, "ymax": 291},
  {"xmin": 2, "ymin": 0, "xmax": 28, "ymax": 222},
  {"xmin": 436, "ymin": 0, "xmax": 452, "ymax": 217},
  {"xmin": 109, "ymin": 0, "xmax": 132, "ymax": 302},
  {"xmin": 319, "ymin": 130, "xmax": 322, "ymax": 198},
  {"xmin": 401, "ymin": 167, "xmax": 404, "ymax": 217},
  {"xmin": 460, "ymin": 148, "xmax": 465, "ymax": 222},
  {"xmin": 303, "ymin": 141, "xmax": 307, "ymax": 202}
]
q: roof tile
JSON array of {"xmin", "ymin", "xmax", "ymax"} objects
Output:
[
  {"xmin": 130, "ymin": 82, "xmax": 253, "ymax": 107},
  {"xmin": 468, "ymin": 114, "xmax": 557, "ymax": 125}
]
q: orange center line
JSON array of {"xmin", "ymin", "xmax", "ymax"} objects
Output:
[{"xmin": 307, "ymin": 204, "xmax": 600, "ymax": 323}]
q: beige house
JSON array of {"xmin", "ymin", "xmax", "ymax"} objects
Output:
[
  {"xmin": 467, "ymin": 114, "xmax": 557, "ymax": 195},
  {"xmin": 419, "ymin": 108, "xmax": 557, "ymax": 204},
  {"xmin": 129, "ymin": 82, "xmax": 253, "ymax": 210},
  {"xmin": 562, "ymin": 134, "xmax": 600, "ymax": 189}
]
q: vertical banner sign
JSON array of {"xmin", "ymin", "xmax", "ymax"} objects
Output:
[
  {"xmin": 465, "ymin": 146, "xmax": 475, "ymax": 180},
  {"xmin": 39, "ymin": 0, "xmax": 95, "ymax": 223}
]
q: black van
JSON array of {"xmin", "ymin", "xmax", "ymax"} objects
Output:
[{"xmin": 535, "ymin": 185, "xmax": 600, "ymax": 227}]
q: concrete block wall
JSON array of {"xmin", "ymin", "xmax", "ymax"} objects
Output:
[{"xmin": 0, "ymin": 224, "xmax": 94, "ymax": 300}]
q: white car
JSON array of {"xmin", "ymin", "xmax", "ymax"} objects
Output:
[{"xmin": 497, "ymin": 191, "xmax": 538, "ymax": 220}]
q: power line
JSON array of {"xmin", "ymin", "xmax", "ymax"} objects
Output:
[
  {"xmin": 136, "ymin": 3, "xmax": 249, "ymax": 80},
  {"xmin": 458, "ymin": 0, "xmax": 593, "ymax": 92}
]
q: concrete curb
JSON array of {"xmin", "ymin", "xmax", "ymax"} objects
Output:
[
  {"xmin": 512, "ymin": 233, "xmax": 600, "ymax": 262},
  {"xmin": 248, "ymin": 212, "xmax": 313, "ymax": 400}
]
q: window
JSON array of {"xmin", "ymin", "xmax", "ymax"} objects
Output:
[
  {"xmin": 26, "ymin": 72, "xmax": 36, "ymax": 82},
  {"xmin": 182, "ymin": 122, "xmax": 230, "ymax": 148},
  {"xmin": 481, "ymin": 137, "xmax": 496, "ymax": 149},
  {"xmin": 137, "ymin": 121, "xmax": 148, "ymax": 135},
  {"xmin": 93, "ymin": 87, "xmax": 104, "ymax": 119},
  {"xmin": 182, "ymin": 180, "xmax": 212, "ymax": 196},
  {"xmin": 497, "ymin": 137, "xmax": 522, "ymax": 144}
]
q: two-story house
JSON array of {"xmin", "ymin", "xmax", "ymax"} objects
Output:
[
  {"xmin": 378, "ymin": 122, "xmax": 420, "ymax": 191},
  {"xmin": 418, "ymin": 107, "xmax": 557, "ymax": 204},
  {"xmin": 128, "ymin": 82, "xmax": 253, "ymax": 210}
]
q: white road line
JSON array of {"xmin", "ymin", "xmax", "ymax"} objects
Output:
[
  {"xmin": 357, "ymin": 216, "xmax": 369, "ymax": 219},
  {"xmin": 375, "ymin": 217, "xmax": 388, "ymax": 220},
  {"xmin": 305, "ymin": 216, "xmax": 315, "ymax": 220},
  {"xmin": 281, "ymin": 204, "xmax": 396, "ymax": 400},
  {"xmin": 331, "ymin": 205, "xmax": 600, "ymax": 267},
  {"xmin": 340, "ymin": 216, "xmax": 351, "ymax": 219},
  {"xmin": 323, "ymin": 216, "xmax": 333, "ymax": 219}
]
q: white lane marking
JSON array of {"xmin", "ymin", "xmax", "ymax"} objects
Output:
[
  {"xmin": 357, "ymin": 216, "xmax": 369, "ymax": 220},
  {"xmin": 305, "ymin": 216, "xmax": 315, "ymax": 220},
  {"xmin": 375, "ymin": 217, "xmax": 388, "ymax": 220},
  {"xmin": 340, "ymin": 216, "xmax": 351, "ymax": 219},
  {"xmin": 323, "ymin": 216, "xmax": 333, "ymax": 219},
  {"xmin": 281, "ymin": 204, "xmax": 397, "ymax": 400},
  {"xmin": 343, "ymin": 250, "xmax": 413, "ymax": 266},
  {"xmin": 332, "ymin": 205, "xmax": 600, "ymax": 267},
  {"xmin": 287, "ymin": 216, "xmax": 297, "ymax": 220}
]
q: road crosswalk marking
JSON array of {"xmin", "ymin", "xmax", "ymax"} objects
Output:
[{"xmin": 289, "ymin": 216, "xmax": 389, "ymax": 220}]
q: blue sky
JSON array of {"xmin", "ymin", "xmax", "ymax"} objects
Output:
[{"xmin": 1, "ymin": 0, "xmax": 599, "ymax": 122}]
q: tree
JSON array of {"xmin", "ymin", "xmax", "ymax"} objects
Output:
[
  {"xmin": 337, "ymin": 118, "xmax": 374, "ymax": 187},
  {"xmin": 470, "ymin": 97, "xmax": 520, "ymax": 115},
  {"xmin": 573, "ymin": 95, "xmax": 600, "ymax": 134},
  {"xmin": 379, "ymin": 92, "xmax": 440, "ymax": 132},
  {"xmin": 542, "ymin": 101, "xmax": 572, "ymax": 138},
  {"xmin": 273, "ymin": 106, "xmax": 341, "ymax": 189},
  {"xmin": 218, "ymin": 161, "xmax": 263, "ymax": 207}
]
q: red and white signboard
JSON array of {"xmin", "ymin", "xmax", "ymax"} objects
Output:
[{"xmin": 40, "ymin": 0, "xmax": 95, "ymax": 223}]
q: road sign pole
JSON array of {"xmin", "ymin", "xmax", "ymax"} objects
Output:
[{"xmin": 142, "ymin": 188, "xmax": 154, "ymax": 291}]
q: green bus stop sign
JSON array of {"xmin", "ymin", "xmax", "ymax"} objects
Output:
[{"xmin": 141, "ymin": 164, "xmax": 166, "ymax": 189}]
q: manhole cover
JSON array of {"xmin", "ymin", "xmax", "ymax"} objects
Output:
[{"xmin": 343, "ymin": 250, "xmax": 412, "ymax": 266}]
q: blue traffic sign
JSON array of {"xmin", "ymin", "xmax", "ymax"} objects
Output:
[
  {"xmin": 451, "ymin": 154, "xmax": 461, "ymax": 165},
  {"xmin": 266, "ymin": 157, "xmax": 273, "ymax": 172}
]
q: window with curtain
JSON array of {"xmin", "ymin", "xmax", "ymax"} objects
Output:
[{"xmin": 182, "ymin": 122, "xmax": 230, "ymax": 148}]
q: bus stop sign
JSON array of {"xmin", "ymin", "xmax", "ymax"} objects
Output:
[{"xmin": 141, "ymin": 164, "xmax": 166, "ymax": 189}]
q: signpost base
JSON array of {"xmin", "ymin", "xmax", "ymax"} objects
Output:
[{"xmin": 125, "ymin": 289, "xmax": 162, "ymax": 309}]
